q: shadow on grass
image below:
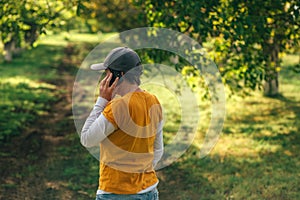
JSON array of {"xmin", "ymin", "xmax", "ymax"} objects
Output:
[
  {"xmin": 1, "ymin": 38, "xmax": 299, "ymax": 199},
  {"xmin": 0, "ymin": 38, "xmax": 129, "ymax": 199},
  {"xmin": 158, "ymin": 64, "xmax": 300, "ymax": 199},
  {"xmin": 157, "ymin": 140, "xmax": 300, "ymax": 200},
  {"xmin": 0, "ymin": 81, "xmax": 57, "ymax": 140},
  {"xmin": 0, "ymin": 41, "xmax": 96, "ymax": 199},
  {"xmin": 43, "ymin": 133, "xmax": 99, "ymax": 199}
]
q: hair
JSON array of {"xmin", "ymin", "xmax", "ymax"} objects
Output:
[{"xmin": 123, "ymin": 63, "xmax": 143, "ymax": 85}]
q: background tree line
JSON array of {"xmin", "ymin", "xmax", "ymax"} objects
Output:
[{"xmin": 0, "ymin": 0, "xmax": 299, "ymax": 96}]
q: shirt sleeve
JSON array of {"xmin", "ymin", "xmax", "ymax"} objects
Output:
[
  {"xmin": 80, "ymin": 97, "xmax": 116, "ymax": 148},
  {"xmin": 153, "ymin": 120, "xmax": 164, "ymax": 167}
]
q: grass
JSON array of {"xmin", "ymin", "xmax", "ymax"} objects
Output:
[
  {"xmin": 0, "ymin": 77, "xmax": 57, "ymax": 140},
  {"xmin": 157, "ymin": 55, "xmax": 300, "ymax": 199},
  {"xmin": 0, "ymin": 44, "xmax": 63, "ymax": 140},
  {"xmin": 0, "ymin": 32, "xmax": 299, "ymax": 199},
  {"xmin": 0, "ymin": 30, "xmax": 111, "ymax": 140}
]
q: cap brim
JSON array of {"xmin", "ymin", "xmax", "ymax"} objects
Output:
[{"xmin": 90, "ymin": 63, "xmax": 107, "ymax": 71}]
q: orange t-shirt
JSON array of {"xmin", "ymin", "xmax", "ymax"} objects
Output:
[{"xmin": 99, "ymin": 91, "xmax": 162, "ymax": 194}]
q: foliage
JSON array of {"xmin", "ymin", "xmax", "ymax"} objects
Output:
[
  {"xmin": 0, "ymin": 0, "xmax": 79, "ymax": 61},
  {"xmin": 134, "ymin": 0, "xmax": 300, "ymax": 96},
  {"xmin": 77, "ymin": 0, "xmax": 146, "ymax": 32}
]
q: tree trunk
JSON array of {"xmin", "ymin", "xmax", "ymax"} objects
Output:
[
  {"xmin": 263, "ymin": 42, "xmax": 280, "ymax": 96},
  {"xmin": 263, "ymin": 72, "xmax": 279, "ymax": 96},
  {"xmin": 25, "ymin": 26, "xmax": 39, "ymax": 46},
  {"xmin": 4, "ymin": 40, "xmax": 15, "ymax": 62}
]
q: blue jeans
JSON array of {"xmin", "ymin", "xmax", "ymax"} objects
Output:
[{"xmin": 95, "ymin": 188, "xmax": 159, "ymax": 200}]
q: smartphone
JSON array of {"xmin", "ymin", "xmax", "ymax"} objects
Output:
[{"xmin": 109, "ymin": 68, "xmax": 122, "ymax": 86}]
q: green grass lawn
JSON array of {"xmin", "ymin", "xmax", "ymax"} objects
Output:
[
  {"xmin": 157, "ymin": 56, "xmax": 300, "ymax": 199},
  {"xmin": 0, "ymin": 44, "xmax": 63, "ymax": 140},
  {"xmin": 0, "ymin": 32, "xmax": 299, "ymax": 199}
]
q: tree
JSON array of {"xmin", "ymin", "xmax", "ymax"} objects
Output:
[
  {"xmin": 0, "ymin": 0, "xmax": 78, "ymax": 61},
  {"xmin": 134, "ymin": 0, "xmax": 299, "ymax": 96},
  {"xmin": 78, "ymin": 0, "xmax": 146, "ymax": 33}
]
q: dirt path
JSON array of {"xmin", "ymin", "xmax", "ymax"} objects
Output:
[{"xmin": 0, "ymin": 50, "xmax": 84, "ymax": 199}]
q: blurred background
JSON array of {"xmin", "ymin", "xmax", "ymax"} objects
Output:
[{"xmin": 0, "ymin": 0, "xmax": 299, "ymax": 199}]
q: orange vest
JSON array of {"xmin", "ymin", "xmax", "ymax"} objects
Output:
[{"xmin": 100, "ymin": 91, "xmax": 162, "ymax": 194}]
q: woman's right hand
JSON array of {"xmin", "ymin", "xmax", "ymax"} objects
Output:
[{"xmin": 99, "ymin": 71, "xmax": 119, "ymax": 101}]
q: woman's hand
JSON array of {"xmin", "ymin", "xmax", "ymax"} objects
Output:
[{"xmin": 99, "ymin": 72, "xmax": 119, "ymax": 101}]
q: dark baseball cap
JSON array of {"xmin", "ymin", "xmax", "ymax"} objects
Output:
[{"xmin": 90, "ymin": 47, "xmax": 141, "ymax": 72}]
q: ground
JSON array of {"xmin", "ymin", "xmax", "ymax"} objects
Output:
[{"xmin": 0, "ymin": 33, "xmax": 299, "ymax": 200}]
